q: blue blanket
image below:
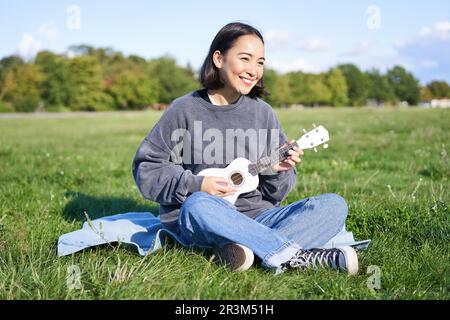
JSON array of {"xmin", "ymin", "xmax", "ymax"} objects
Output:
[{"xmin": 57, "ymin": 212, "xmax": 371, "ymax": 257}]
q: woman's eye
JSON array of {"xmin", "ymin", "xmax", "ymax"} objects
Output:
[{"xmin": 241, "ymin": 57, "xmax": 249, "ymax": 61}]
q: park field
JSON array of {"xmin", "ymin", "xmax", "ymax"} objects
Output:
[{"xmin": 0, "ymin": 107, "xmax": 448, "ymax": 299}]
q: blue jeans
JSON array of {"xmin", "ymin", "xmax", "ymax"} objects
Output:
[{"xmin": 178, "ymin": 192, "xmax": 348, "ymax": 269}]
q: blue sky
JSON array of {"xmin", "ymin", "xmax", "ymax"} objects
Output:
[{"xmin": 1, "ymin": 0, "xmax": 449, "ymax": 84}]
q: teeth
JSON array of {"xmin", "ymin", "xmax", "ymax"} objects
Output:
[{"xmin": 240, "ymin": 77, "xmax": 252, "ymax": 84}]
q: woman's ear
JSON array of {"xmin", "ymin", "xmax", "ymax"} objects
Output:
[{"xmin": 212, "ymin": 50, "xmax": 223, "ymax": 69}]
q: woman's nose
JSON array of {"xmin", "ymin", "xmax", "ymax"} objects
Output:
[{"xmin": 246, "ymin": 64, "xmax": 257, "ymax": 77}]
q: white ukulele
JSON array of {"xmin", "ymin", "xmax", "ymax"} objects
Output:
[{"xmin": 197, "ymin": 124, "xmax": 330, "ymax": 204}]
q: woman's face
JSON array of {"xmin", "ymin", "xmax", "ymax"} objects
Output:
[{"xmin": 213, "ymin": 34, "xmax": 265, "ymax": 95}]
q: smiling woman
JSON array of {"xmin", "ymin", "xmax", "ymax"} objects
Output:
[
  {"xmin": 199, "ymin": 23, "xmax": 268, "ymax": 104},
  {"xmin": 132, "ymin": 22, "xmax": 367, "ymax": 276},
  {"xmin": 211, "ymin": 35, "xmax": 266, "ymax": 94}
]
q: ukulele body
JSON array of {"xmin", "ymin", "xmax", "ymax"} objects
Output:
[{"xmin": 197, "ymin": 157, "xmax": 259, "ymax": 204}]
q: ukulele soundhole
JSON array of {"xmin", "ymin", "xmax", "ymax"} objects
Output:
[{"xmin": 229, "ymin": 171, "xmax": 244, "ymax": 187}]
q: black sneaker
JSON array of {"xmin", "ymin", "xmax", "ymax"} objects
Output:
[
  {"xmin": 211, "ymin": 243, "xmax": 254, "ymax": 272},
  {"xmin": 275, "ymin": 246, "xmax": 359, "ymax": 275}
]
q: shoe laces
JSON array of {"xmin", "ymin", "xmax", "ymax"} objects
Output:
[{"xmin": 283, "ymin": 248, "xmax": 341, "ymax": 270}]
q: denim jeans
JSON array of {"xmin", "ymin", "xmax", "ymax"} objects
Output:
[{"xmin": 178, "ymin": 191, "xmax": 349, "ymax": 269}]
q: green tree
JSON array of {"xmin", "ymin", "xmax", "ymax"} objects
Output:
[
  {"xmin": 147, "ymin": 56, "xmax": 200, "ymax": 104},
  {"xmin": 309, "ymin": 73, "xmax": 332, "ymax": 106},
  {"xmin": 67, "ymin": 45, "xmax": 161, "ymax": 109},
  {"xmin": 273, "ymin": 74, "xmax": 294, "ymax": 107},
  {"xmin": 287, "ymin": 72, "xmax": 331, "ymax": 106},
  {"xmin": 128, "ymin": 55, "xmax": 147, "ymax": 66},
  {"xmin": 366, "ymin": 69, "xmax": 396, "ymax": 105},
  {"xmin": 261, "ymin": 68, "xmax": 280, "ymax": 106},
  {"xmin": 325, "ymin": 68, "xmax": 348, "ymax": 106},
  {"xmin": 0, "ymin": 55, "xmax": 24, "ymax": 86},
  {"xmin": 420, "ymin": 86, "xmax": 433, "ymax": 102},
  {"xmin": 427, "ymin": 81, "xmax": 450, "ymax": 99},
  {"xmin": 337, "ymin": 64, "xmax": 368, "ymax": 106},
  {"xmin": 106, "ymin": 70, "xmax": 160, "ymax": 110},
  {"xmin": 0, "ymin": 64, "xmax": 43, "ymax": 112},
  {"xmin": 67, "ymin": 56, "xmax": 113, "ymax": 111},
  {"xmin": 68, "ymin": 45, "xmax": 115, "ymax": 63},
  {"xmin": 35, "ymin": 51, "xmax": 73, "ymax": 109},
  {"xmin": 387, "ymin": 66, "xmax": 421, "ymax": 106},
  {"xmin": 286, "ymin": 72, "xmax": 306, "ymax": 104},
  {"xmin": 69, "ymin": 45, "xmax": 127, "ymax": 80}
]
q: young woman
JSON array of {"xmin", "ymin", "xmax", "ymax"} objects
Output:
[{"xmin": 132, "ymin": 22, "xmax": 359, "ymax": 275}]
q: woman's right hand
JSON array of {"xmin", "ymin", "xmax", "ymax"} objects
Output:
[{"xmin": 200, "ymin": 176, "xmax": 237, "ymax": 197}]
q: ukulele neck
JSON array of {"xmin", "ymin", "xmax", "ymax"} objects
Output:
[{"xmin": 248, "ymin": 141, "xmax": 299, "ymax": 176}]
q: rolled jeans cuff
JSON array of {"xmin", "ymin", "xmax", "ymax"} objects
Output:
[{"xmin": 262, "ymin": 240, "xmax": 301, "ymax": 269}]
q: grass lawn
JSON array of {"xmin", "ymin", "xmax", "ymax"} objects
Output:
[{"xmin": 0, "ymin": 107, "xmax": 448, "ymax": 299}]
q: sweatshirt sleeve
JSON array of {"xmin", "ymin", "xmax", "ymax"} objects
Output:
[
  {"xmin": 257, "ymin": 108, "xmax": 297, "ymax": 206},
  {"xmin": 131, "ymin": 106, "xmax": 204, "ymax": 206}
]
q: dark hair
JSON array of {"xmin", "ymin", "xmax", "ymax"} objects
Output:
[{"xmin": 200, "ymin": 22, "xmax": 269, "ymax": 98}]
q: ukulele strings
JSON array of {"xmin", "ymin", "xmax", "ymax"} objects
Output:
[{"xmin": 247, "ymin": 141, "xmax": 299, "ymax": 176}]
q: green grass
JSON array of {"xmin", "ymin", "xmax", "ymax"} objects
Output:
[{"xmin": 0, "ymin": 107, "xmax": 448, "ymax": 299}]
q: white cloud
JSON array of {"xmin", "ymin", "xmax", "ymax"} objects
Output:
[
  {"xmin": 395, "ymin": 20, "xmax": 450, "ymax": 82},
  {"xmin": 341, "ymin": 40, "xmax": 370, "ymax": 56},
  {"xmin": 394, "ymin": 39, "xmax": 408, "ymax": 49},
  {"xmin": 421, "ymin": 60, "xmax": 439, "ymax": 68},
  {"xmin": 264, "ymin": 29, "xmax": 292, "ymax": 50},
  {"xmin": 264, "ymin": 29, "xmax": 291, "ymax": 43},
  {"xmin": 296, "ymin": 37, "xmax": 329, "ymax": 52},
  {"xmin": 15, "ymin": 21, "xmax": 60, "ymax": 60},
  {"xmin": 422, "ymin": 21, "xmax": 450, "ymax": 40},
  {"xmin": 418, "ymin": 27, "xmax": 432, "ymax": 37},
  {"xmin": 17, "ymin": 33, "xmax": 41, "ymax": 59},
  {"xmin": 266, "ymin": 57, "xmax": 319, "ymax": 73},
  {"xmin": 264, "ymin": 30, "xmax": 330, "ymax": 52},
  {"xmin": 435, "ymin": 21, "xmax": 450, "ymax": 31},
  {"xmin": 38, "ymin": 22, "xmax": 59, "ymax": 40}
]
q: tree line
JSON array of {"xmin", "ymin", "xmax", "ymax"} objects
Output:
[{"xmin": 0, "ymin": 45, "xmax": 448, "ymax": 112}]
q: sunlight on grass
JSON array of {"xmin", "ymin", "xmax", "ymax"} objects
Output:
[{"xmin": 0, "ymin": 107, "xmax": 448, "ymax": 299}]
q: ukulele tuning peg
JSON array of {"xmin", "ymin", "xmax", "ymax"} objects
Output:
[
  {"xmin": 302, "ymin": 128, "xmax": 307, "ymax": 133},
  {"xmin": 312, "ymin": 123, "xmax": 316, "ymax": 128},
  {"xmin": 323, "ymin": 143, "xmax": 329, "ymax": 149},
  {"xmin": 314, "ymin": 147, "xmax": 318, "ymax": 153}
]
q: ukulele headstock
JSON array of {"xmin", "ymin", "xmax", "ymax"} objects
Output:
[{"xmin": 296, "ymin": 124, "xmax": 330, "ymax": 152}]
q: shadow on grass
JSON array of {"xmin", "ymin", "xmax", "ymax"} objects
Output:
[
  {"xmin": 60, "ymin": 191, "xmax": 263, "ymax": 271},
  {"xmin": 62, "ymin": 190, "xmax": 160, "ymax": 222}
]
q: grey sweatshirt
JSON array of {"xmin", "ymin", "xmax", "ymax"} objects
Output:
[{"xmin": 132, "ymin": 89, "xmax": 297, "ymax": 232}]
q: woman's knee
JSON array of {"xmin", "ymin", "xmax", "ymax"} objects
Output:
[
  {"xmin": 313, "ymin": 193, "xmax": 348, "ymax": 221},
  {"xmin": 328, "ymin": 193, "xmax": 348, "ymax": 220},
  {"xmin": 180, "ymin": 191, "xmax": 209, "ymax": 210},
  {"xmin": 179, "ymin": 192, "xmax": 213, "ymax": 226}
]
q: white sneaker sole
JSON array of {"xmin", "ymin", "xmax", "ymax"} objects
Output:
[
  {"xmin": 212, "ymin": 243, "xmax": 254, "ymax": 272},
  {"xmin": 338, "ymin": 246, "xmax": 359, "ymax": 275}
]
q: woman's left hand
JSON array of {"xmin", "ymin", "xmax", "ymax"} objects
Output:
[{"xmin": 272, "ymin": 140, "xmax": 304, "ymax": 172}]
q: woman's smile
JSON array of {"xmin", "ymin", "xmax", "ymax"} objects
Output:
[{"xmin": 239, "ymin": 76, "xmax": 255, "ymax": 86}]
